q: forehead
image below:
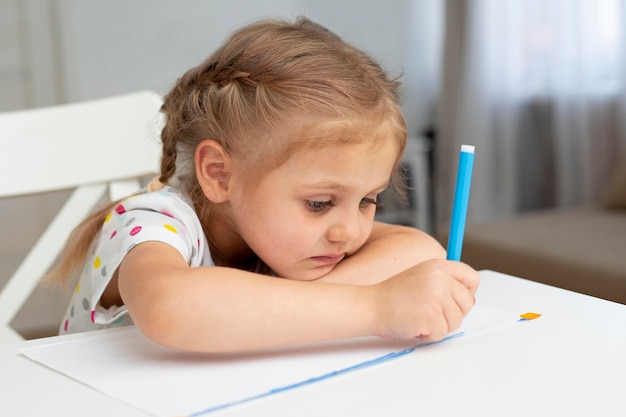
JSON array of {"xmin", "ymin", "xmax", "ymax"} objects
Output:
[
  {"xmin": 270, "ymin": 115, "xmax": 403, "ymax": 163},
  {"xmin": 278, "ymin": 140, "xmax": 399, "ymax": 188}
]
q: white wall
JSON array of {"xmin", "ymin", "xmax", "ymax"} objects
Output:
[
  {"xmin": 52, "ymin": 0, "xmax": 441, "ymax": 135},
  {"xmin": 0, "ymin": 0, "xmax": 29, "ymax": 111}
]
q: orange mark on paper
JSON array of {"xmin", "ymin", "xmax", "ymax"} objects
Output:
[{"xmin": 519, "ymin": 312, "xmax": 541, "ymax": 321}]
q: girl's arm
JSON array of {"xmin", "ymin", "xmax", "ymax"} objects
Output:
[
  {"xmin": 117, "ymin": 240, "xmax": 478, "ymax": 353},
  {"xmin": 317, "ymin": 222, "xmax": 446, "ymax": 285}
]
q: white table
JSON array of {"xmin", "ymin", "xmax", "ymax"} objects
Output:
[{"xmin": 3, "ymin": 270, "xmax": 626, "ymax": 416}]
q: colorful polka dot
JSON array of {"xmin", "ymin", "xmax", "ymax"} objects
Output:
[
  {"xmin": 129, "ymin": 226, "xmax": 142, "ymax": 236},
  {"xmin": 93, "ymin": 256, "xmax": 101, "ymax": 269},
  {"xmin": 164, "ymin": 224, "xmax": 178, "ymax": 233},
  {"xmin": 115, "ymin": 204, "xmax": 126, "ymax": 215},
  {"xmin": 75, "ymin": 283, "xmax": 81, "ymax": 293},
  {"xmin": 63, "ymin": 320, "xmax": 69, "ymax": 332},
  {"xmin": 110, "ymin": 230, "xmax": 117, "ymax": 239},
  {"xmin": 90, "ymin": 310, "xmax": 96, "ymax": 323},
  {"xmin": 104, "ymin": 212, "xmax": 113, "ymax": 223},
  {"xmin": 161, "ymin": 209, "xmax": 174, "ymax": 218}
]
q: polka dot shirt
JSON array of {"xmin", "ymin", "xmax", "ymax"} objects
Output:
[{"xmin": 59, "ymin": 186, "xmax": 213, "ymax": 334}]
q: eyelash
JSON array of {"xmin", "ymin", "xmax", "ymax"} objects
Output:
[
  {"xmin": 305, "ymin": 198, "xmax": 379, "ymax": 214},
  {"xmin": 360, "ymin": 198, "xmax": 378, "ymax": 209},
  {"xmin": 306, "ymin": 200, "xmax": 334, "ymax": 213}
]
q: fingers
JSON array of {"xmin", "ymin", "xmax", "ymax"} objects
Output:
[
  {"xmin": 451, "ymin": 277, "xmax": 476, "ymax": 316},
  {"xmin": 444, "ymin": 260, "xmax": 480, "ymax": 295},
  {"xmin": 419, "ymin": 266, "xmax": 477, "ymax": 341},
  {"xmin": 423, "ymin": 281, "xmax": 471, "ymax": 341},
  {"xmin": 375, "ymin": 260, "xmax": 480, "ymax": 343},
  {"xmin": 419, "ymin": 313, "xmax": 449, "ymax": 342}
]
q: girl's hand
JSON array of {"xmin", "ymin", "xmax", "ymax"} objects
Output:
[{"xmin": 369, "ymin": 259, "xmax": 479, "ymax": 342}]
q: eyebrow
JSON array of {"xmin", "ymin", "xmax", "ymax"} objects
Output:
[
  {"xmin": 302, "ymin": 181, "xmax": 346, "ymax": 191},
  {"xmin": 301, "ymin": 180, "xmax": 390, "ymax": 192}
]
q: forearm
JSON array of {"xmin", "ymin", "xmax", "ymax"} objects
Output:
[
  {"xmin": 119, "ymin": 243, "xmax": 377, "ymax": 352},
  {"xmin": 117, "ymin": 234, "xmax": 477, "ymax": 353},
  {"xmin": 318, "ymin": 222, "xmax": 446, "ymax": 285}
]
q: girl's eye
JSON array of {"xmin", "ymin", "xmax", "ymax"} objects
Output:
[
  {"xmin": 306, "ymin": 200, "xmax": 335, "ymax": 213},
  {"xmin": 360, "ymin": 197, "xmax": 379, "ymax": 209}
]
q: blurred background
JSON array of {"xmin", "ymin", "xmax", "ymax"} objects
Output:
[{"xmin": 2, "ymin": 0, "xmax": 625, "ymax": 336}]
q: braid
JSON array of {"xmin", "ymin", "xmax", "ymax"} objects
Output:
[
  {"xmin": 158, "ymin": 119, "xmax": 178, "ymax": 184},
  {"xmin": 158, "ymin": 63, "xmax": 212, "ymax": 186},
  {"xmin": 210, "ymin": 68, "xmax": 255, "ymax": 89}
]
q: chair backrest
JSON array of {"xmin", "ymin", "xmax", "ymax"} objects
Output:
[{"xmin": 0, "ymin": 91, "xmax": 163, "ymax": 341}]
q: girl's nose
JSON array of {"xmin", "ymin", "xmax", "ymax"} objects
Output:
[{"xmin": 326, "ymin": 213, "xmax": 361, "ymax": 243}]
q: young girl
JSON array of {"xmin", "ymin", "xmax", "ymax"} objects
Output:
[{"xmin": 52, "ymin": 17, "xmax": 479, "ymax": 353}]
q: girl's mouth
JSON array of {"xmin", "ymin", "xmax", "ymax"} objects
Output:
[{"xmin": 311, "ymin": 254, "xmax": 344, "ymax": 266}]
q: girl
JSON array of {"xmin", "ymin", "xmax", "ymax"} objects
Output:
[{"xmin": 52, "ymin": 17, "xmax": 479, "ymax": 353}]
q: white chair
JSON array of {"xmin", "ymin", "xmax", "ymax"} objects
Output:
[{"xmin": 0, "ymin": 91, "xmax": 163, "ymax": 342}]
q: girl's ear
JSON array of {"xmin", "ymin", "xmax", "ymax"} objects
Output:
[{"xmin": 195, "ymin": 140, "xmax": 232, "ymax": 203}]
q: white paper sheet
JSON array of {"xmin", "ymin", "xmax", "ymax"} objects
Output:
[{"xmin": 21, "ymin": 304, "xmax": 520, "ymax": 417}]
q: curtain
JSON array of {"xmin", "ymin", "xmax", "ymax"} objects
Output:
[{"xmin": 435, "ymin": 0, "xmax": 626, "ymax": 229}]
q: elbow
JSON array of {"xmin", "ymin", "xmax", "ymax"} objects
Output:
[
  {"xmin": 386, "ymin": 223, "xmax": 446, "ymax": 260},
  {"xmin": 415, "ymin": 229, "xmax": 446, "ymax": 259},
  {"xmin": 127, "ymin": 292, "xmax": 235, "ymax": 353},
  {"xmin": 125, "ymin": 290, "xmax": 207, "ymax": 352},
  {"xmin": 129, "ymin": 297, "xmax": 186, "ymax": 350}
]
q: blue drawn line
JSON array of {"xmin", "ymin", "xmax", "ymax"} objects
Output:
[{"xmin": 189, "ymin": 332, "xmax": 465, "ymax": 416}]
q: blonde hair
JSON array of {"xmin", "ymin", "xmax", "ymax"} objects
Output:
[{"xmin": 49, "ymin": 17, "xmax": 407, "ymax": 283}]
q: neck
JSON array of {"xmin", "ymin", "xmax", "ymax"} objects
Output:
[{"xmin": 200, "ymin": 203, "xmax": 258, "ymax": 270}]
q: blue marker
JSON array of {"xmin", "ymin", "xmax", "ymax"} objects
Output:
[{"xmin": 446, "ymin": 144, "xmax": 475, "ymax": 261}]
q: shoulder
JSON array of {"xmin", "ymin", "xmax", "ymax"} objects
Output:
[
  {"xmin": 117, "ymin": 186, "xmax": 198, "ymax": 223},
  {"xmin": 99, "ymin": 186, "xmax": 211, "ymax": 266}
]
